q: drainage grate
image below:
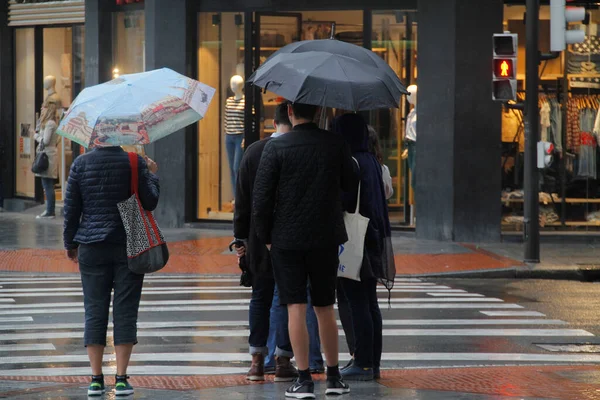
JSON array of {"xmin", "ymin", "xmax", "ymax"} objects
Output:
[{"xmin": 536, "ymin": 343, "xmax": 600, "ymax": 353}]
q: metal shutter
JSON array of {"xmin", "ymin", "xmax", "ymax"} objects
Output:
[{"xmin": 8, "ymin": 0, "xmax": 85, "ymax": 27}]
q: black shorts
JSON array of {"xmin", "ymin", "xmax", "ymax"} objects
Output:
[{"xmin": 270, "ymin": 246, "xmax": 339, "ymax": 307}]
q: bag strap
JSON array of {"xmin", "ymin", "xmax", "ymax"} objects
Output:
[
  {"xmin": 352, "ymin": 157, "xmax": 361, "ymax": 214},
  {"xmin": 128, "ymin": 152, "xmax": 139, "ymax": 196}
]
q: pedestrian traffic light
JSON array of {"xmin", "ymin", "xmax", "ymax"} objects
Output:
[
  {"xmin": 550, "ymin": 0, "xmax": 586, "ymax": 52},
  {"xmin": 492, "ymin": 33, "xmax": 518, "ymax": 102},
  {"xmin": 537, "ymin": 141, "xmax": 554, "ymax": 169}
]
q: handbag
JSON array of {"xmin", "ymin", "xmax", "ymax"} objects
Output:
[
  {"xmin": 117, "ymin": 152, "xmax": 169, "ymax": 274},
  {"xmin": 31, "ymin": 141, "xmax": 49, "ymax": 174},
  {"xmin": 338, "ymin": 159, "xmax": 370, "ymax": 281}
]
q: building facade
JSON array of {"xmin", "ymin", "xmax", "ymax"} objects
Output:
[{"xmin": 1, "ymin": 0, "xmax": 510, "ymax": 242}]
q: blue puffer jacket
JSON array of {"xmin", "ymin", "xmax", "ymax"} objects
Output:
[{"xmin": 63, "ymin": 147, "xmax": 160, "ymax": 250}]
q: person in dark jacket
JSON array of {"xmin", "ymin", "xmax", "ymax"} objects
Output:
[
  {"xmin": 333, "ymin": 113, "xmax": 395, "ymax": 382},
  {"xmin": 253, "ymin": 102, "xmax": 357, "ymax": 398},
  {"xmin": 234, "ymin": 101, "xmax": 298, "ymax": 382},
  {"xmin": 63, "ymin": 146, "xmax": 159, "ymax": 397}
]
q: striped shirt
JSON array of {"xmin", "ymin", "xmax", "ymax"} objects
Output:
[{"xmin": 225, "ymin": 96, "xmax": 245, "ymax": 135}]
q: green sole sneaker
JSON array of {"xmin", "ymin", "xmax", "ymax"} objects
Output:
[
  {"xmin": 115, "ymin": 380, "xmax": 134, "ymax": 396},
  {"xmin": 87, "ymin": 381, "xmax": 106, "ymax": 396}
]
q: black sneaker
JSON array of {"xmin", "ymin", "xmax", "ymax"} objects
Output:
[
  {"xmin": 87, "ymin": 375, "xmax": 105, "ymax": 396},
  {"xmin": 285, "ymin": 378, "xmax": 315, "ymax": 399},
  {"xmin": 326, "ymin": 375, "xmax": 350, "ymax": 396}
]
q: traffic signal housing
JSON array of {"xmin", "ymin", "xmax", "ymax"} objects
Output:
[
  {"xmin": 492, "ymin": 33, "xmax": 518, "ymax": 102},
  {"xmin": 550, "ymin": 0, "xmax": 586, "ymax": 52}
]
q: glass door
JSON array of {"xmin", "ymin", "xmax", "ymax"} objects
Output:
[{"xmin": 245, "ymin": 13, "xmax": 302, "ymax": 146}]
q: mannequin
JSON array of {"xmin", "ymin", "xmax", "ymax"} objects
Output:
[
  {"xmin": 43, "ymin": 75, "xmax": 61, "ymax": 108},
  {"xmin": 224, "ymin": 75, "xmax": 246, "ymax": 200},
  {"xmin": 403, "ymin": 85, "xmax": 417, "ymax": 191}
]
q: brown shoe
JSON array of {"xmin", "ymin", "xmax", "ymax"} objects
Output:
[
  {"xmin": 274, "ymin": 356, "xmax": 299, "ymax": 382},
  {"xmin": 247, "ymin": 353, "xmax": 265, "ymax": 381}
]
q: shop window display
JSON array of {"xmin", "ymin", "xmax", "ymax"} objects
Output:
[
  {"xmin": 14, "ymin": 26, "xmax": 85, "ymax": 201},
  {"xmin": 196, "ymin": 10, "xmax": 417, "ymax": 223},
  {"xmin": 502, "ymin": 6, "xmax": 600, "ymax": 231},
  {"xmin": 113, "ymin": 10, "xmax": 145, "ymax": 76}
]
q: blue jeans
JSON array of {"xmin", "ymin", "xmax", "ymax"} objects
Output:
[
  {"xmin": 226, "ymin": 134, "xmax": 244, "ymax": 197},
  {"xmin": 41, "ymin": 178, "xmax": 55, "ymax": 215},
  {"xmin": 249, "ymin": 274, "xmax": 293, "ymax": 357},
  {"xmin": 78, "ymin": 243, "xmax": 145, "ymax": 347},
  {"xmin": 265, "ymin": 285, "xmax": 324, "ymax": 369}
]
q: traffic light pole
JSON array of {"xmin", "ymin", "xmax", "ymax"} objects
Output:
[{"xmin": 524, "ymin": 0, "xmax": 540, "ymax": 263}]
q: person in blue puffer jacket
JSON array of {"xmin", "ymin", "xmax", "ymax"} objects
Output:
[{"xmin": 63, "ymin": 146, "xmax": 159, "ymax": 397}]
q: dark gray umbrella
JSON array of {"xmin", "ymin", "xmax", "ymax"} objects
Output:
[
  {"xmin": 248, "ymin": 51, "xmax": 404, "ymax": 111},
  {"xmin": 272, "ymin": 39, "xmax": 407, "ymax": 95}
]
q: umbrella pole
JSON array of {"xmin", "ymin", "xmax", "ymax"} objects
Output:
[{"xmin": 330, "ymin": 23, "xmax": 336, "ymax": 39}]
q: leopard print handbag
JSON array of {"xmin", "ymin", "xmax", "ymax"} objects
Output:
[{"xmin": 117, "ymin": 152, "xmax": 169, "ymax": 274}]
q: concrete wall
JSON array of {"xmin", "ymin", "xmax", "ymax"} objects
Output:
[{"xmin": 416, "ymin": 0, "xmax": 503, "ymax": 242}]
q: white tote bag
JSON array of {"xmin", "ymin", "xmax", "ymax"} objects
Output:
[{"xmin": 338, "ymin": 161, "xmax": 370, "ymax": 281}]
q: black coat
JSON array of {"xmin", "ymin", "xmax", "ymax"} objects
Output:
[
  {"xmin": 63, "ymin": 147, "xmax": 160, "ymax": 250},
  {"xmin": 234, "ymin": 137, "xmax": 272, "ymax": 277},
  {"xmin": 334, "ymin": 114, "xmax": 395, "ymax": 286},
  {"xmin": 253, "ymin": 123, "xmax": 358, "ymax": 250}
]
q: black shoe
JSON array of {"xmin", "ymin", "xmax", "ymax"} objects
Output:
[
  {"xmin": 285, "ymin": 378, "xmax": 315, "ymax": 399},
  {"xmin": 325, "ymin": 375, "xmax": 350, "ymax": 396}
]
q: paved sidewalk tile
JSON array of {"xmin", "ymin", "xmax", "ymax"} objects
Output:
[
  {"xmin": 0, "ymin": 213, "xmax": 523, "ymax": 276},
  {"xmin": 1, "ymin": 366, "xmax": 598, "ymax": 399}
]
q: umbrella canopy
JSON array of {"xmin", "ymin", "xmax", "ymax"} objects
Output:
[
  {"xmin": 248, "ymin": 51, "xmax": 404, "ymax": 111},
  {"xmin": 57, "ymin": 68, "xmax": 215, "ymax": 148},
  {"xmin": 271, "ymin": 39, "xmax": 407, "ymax": 95}
]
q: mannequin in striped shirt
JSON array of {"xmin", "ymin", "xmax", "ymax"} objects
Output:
[{"xmin": 225, "ymin": 75, "xmax": 246, "ymax": 200}]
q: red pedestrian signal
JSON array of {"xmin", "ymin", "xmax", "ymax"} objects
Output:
[
  {"xmin": 492, "ymin": 33, "xmax": 518, "ymax": 101},
  {"xmin": 494, "ymin": 58, "xmax": 515, "ymax": 79}
]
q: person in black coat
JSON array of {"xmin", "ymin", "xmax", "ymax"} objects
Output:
[
  {"xmin": 234, "ymin": 101, "xmax": 298, "ymax": 382},
  {"xmin": 63, "ymin": 146, "xmax": 159, "ymax": 397},
  {"xmin": 252, "ymin": 102, "xmax": 358, "ymax": 398},
  {"xmin": 333, "ymin": 113, "xmax": 395, "ymax": 382}
]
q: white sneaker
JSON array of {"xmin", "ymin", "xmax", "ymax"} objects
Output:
[{"xmin": 36, "ymin": 211, "xmax": 55, "ymax": 219}]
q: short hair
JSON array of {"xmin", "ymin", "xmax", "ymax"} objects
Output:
[
  {"xmin": 274, "ymin": 101, "xmax": 292, "ymax": 127},
  {"xmin": 290, "ymin": 102, "xmax": 318, "ymax": 121}
]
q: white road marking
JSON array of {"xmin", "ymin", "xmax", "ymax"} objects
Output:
[
  {"xmin": 0, "ymin": 366, "xmax": 248, "ymax": 376},
  {"xmin": 0, "ymin": 317, "xmax": 33, "ymax": 323},
  {"xmin": 0, "ymin": 344, "xmax": 55, "ymax": 351},
  {"xmin": 3, "ymin": 351, "xmax": 600, "ymax": 366},
  {"xmin": 0, "ymin": 303, "xmax": 524, "ymax": 315},
  {"xmin": 0, "ymin": 297, "xmax": 506, "ymax": 311},
  {"xmin": 0, "ymin": 318, "xmax": 568, "ymax": 332},
  {"xmin": 3, "ymin": 327, "xmax": 585, "ymax": 341},
  {"xmin": 480, "ymin": 311, "xmax": 546, "ymax": 317},
  {"xmin": 426, "ymin": 293, "xmax": 484, "ymax": 297}
]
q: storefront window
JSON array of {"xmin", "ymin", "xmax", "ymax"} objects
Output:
[
  {"xmin": 197, "ymin": 11, "xmax": 365, "ymax": 220},
  {"xmin": 113, "ymin": 10, "xmax": 145, "ymax": 76},
  {"xmin": 43, "ymin": 26, "xmax": 85, "ymax": 201},
  {"xmin": 502, "ymin": 6, "xmax": 600, "ymax": 232},
  {"xmin": 371, "ymin": 10, "xmax": 417, "ymax": 226},
  {"xmin": 15, "ymin": 28, "xmax": 36, "ymax": 198}
]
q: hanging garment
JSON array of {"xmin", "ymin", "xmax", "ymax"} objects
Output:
[
  {"xmin": 567, "ymin": 98, "xmax": 581, "ymax": 152},
  {"xmin": 550, "ymin": 99, "xmax": 563, "ymax": 151},
  {"xmin": 577, "ymin": 131, "xmax": 597, "ymax": 179},
  {"xmin": 540, "ymin": 102, "xmax": 551, "ymax": 142}
]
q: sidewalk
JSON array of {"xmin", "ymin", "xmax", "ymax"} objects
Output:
[
  {"xmin": 2, "ymin": 365, "xmax": 600, "ymax": 399},
  {"xmin": 1, "ymin": 208, "xmax": 599, "ymax": 279}
]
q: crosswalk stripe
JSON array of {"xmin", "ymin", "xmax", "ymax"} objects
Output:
[
  {"xmin": 2, "ymin": 350, "xmax": 600, "ymax": 367},
  {"xmin": 0, "ymin": 327, "xmax": 590, "ymax": 341},
  {"xmin": 0, "ymin": 317, "xmax": 33, "ymax": 323},
  {"xmin": 0, "ymin": 277, "xmax": 426, "ymax": 285},
  {"xmin": 0, "ymin": 318, "xmax": 567, "ymax": 332},
  {"xmin": 0, "ymin": 297, "xmax": 505, "ymax": 310},
  {"xmin": 0, "ymin": 302, "xmax": 524, "ymax": 316},
  {"xmin": 426, "ymin": 293, "xmax": 484, "ymax": 297},
  {"xmin": 480, "ymin": 311, "xmax": 546, "ymax": 317},
  {"xmin": 0, "ymin": 344, "xmax": 55, "ymax": 351},
  {"xmin": 0, "ymin": 366, "xmax": 249, "ymax": 376}
]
